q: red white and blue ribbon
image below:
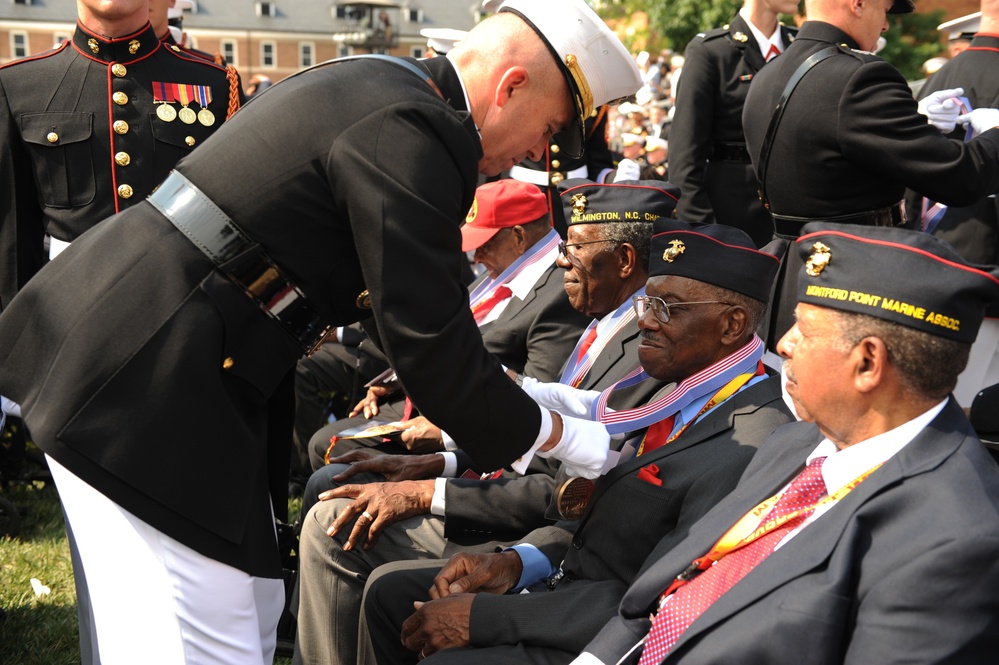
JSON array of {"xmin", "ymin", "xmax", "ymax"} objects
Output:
[{"xmin": 591, "ymin": 335, "xmax": 764, "ymax": 434}]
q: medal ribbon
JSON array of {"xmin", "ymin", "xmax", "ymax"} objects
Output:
[
  {"xmin": 635, "ymin": 361, "xmax": 765, "ymax": 456},
  {"xmin": 151, "ymin": 82, "xmax": 213, "ymax": 108},
  {"xmin": 592, "ymin": 335, "xmax": 764, "ymax": 434},
  {"xmin": 194, "ymin": 85, "xmax": 213, "ymax": 107},
  {"xmin": 658, "ymin": 462, "xmax": 882, "ymax": 600},
  {"xmin": 468, "ymin": 229, "xmax": 559, "ymax": 308},
  {"xmin": 560, "ymin": 293, "xmax": 640, "ymax": 388}
]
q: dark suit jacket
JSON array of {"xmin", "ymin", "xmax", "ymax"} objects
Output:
[
  {"xmin": 585, "ymin": 398, "xmax": 999, "ymax": 664},
  {"xmin": 742, "ymin": 21, "xmax": 999, "ymax": 221},
  {"xmin": 908, "ymin": 34, "xmax": 999, "ymax": 264},
  {"xmin": 464, "ymin": 375, "xmax": 793, "ymax": 654},
  {"xmin": 444, "ymin": 317, "xmax": 653, "ymax": 547},
  {"xmin": 471, "ymin": 262, "xmax": 590, "ymax": 384},
  {"xmin": 0, "ymin": 21, "xmax": 239, "ymax": 308},
  {"xmin": 671, "ymin": 15, "xmax": 795, "ymax": 246},
  {"xmin": 0, "ymin": 56, "xmax": 545, "ymax": 577}
]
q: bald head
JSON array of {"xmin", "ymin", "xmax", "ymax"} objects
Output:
[
  {"xmin": 449, "ymin": 13, "xmax": 569, "ymax": 124},
  {"xmin": 448, "ymin": 13, "xmax": 574, "ymax": 175}
]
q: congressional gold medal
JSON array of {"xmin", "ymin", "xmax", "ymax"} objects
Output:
[
  {"xmin": 178, "ymin": 106, "xmax": 197, "ymax": 124},
  {"xmin": 555, "ymin": 477, "xmax": 594, "ymax": 520},
  {"xmin": 197, "ymin": 108, "xmax": 216, "ymax": 127},
  {"xmin": 156, "ymin": 104, "xmax": 177, "ymax": 122}
]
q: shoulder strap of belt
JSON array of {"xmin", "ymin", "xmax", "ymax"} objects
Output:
[
  {"xmin": 257, "ymin": 53, "xmax": 444, "ymax": 101},
  {"xmin": 757, "ymin": 45, "xmax": 839, "ymax": 210}
]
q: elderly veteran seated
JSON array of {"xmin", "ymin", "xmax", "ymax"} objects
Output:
[
  {"xmin": 361, "ymin": 220, "xmax": 795, "ymax": 665},
  {"xmin": 292, "ymin": 181, "xmax": 677, "ymax": 665},
  {"xmin": 556, "ymin": 223, "xmax": 999, "ymax": 665}
]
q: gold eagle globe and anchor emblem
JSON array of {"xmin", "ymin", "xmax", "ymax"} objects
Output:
[
  {"xmin": 571, "ymin": 193, "xmax": 587, "ymax": 216},
  {"xmin": 805, "ymin": 242, "xmax": 832, "ymax": 276},
  {"xmin": 663, "ymin": 239, "xmax": 686, "ymax": 263}
]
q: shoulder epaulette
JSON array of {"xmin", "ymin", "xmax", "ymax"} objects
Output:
[
  {"xmin": 0, "ymin": 39, "xmax": 67, "ymax": 71},
  {"xmin": 698, "ymin": 26, "xmax": 729, "ymax": 42}
]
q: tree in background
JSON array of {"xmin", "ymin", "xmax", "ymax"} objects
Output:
[{"xmin": 596, "ymin": 0, "xmax": 946, "ymax": 81}]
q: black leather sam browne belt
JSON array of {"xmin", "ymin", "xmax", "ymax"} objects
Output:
[{"xmin": 148, "ymin": 170, "xmax": 334, "ymax": 356}]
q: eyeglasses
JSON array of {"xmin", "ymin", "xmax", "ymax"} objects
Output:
[
  {"xmin": 557, "ymin": 239, "xmax": 618, "ymax": 264},
  {"xmin": 632, "ymin": 295, "xmax": 732, "ymax": 324}
]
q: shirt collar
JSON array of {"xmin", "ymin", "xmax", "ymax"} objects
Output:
[
  {"xmin": 444, "ymin": 52, "xmax": 480, "ymax": 137},
  {"xmin": 807, "ymin": 399, "xmax": 948, "ymax": 493},
  {"xmin": 739, "ymin": 8, "xmax": 785, "ymax": 59}
]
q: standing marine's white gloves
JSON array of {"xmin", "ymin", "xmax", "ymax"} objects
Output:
[
  {"xmin": 519, "ymin": 376, "xmax": 600, "ymax": 418},
  {"xmin": 917, "ymin": 87, "xmax": 964, "ymax": 134},
  {"xmin": 959, "ymin": 108, "xmax": 999, "ymax": 138},
  {"xmin": 536, "ymin": 415, "xmax": 611, "ymax": 479}
]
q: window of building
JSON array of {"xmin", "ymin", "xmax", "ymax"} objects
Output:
[
  {"xmin": 12, "ymin": 0, "xmax": 32, "ymax": 5},
  {"xmin": 11, "ymin": 32, "xmax": 27, "ymax": 58},
  {"xmin": 403, "ymin": 8, "xmax": 422, "ymax": 23},
  {"xmin": 337, "ymin": 5, "xmax": 369, "ymax": 22},
  {"xmin": 257, "ymin": 2, "xmax": 277, "ymax": 17},
  {"xmin": 300, "ymin": 42, "xmax": 314, "ymax": 68},
  {"xmin": 53, "ymin": 32, "xmax": 71, "ymax": 47},
  {"xmin": 337, "ymin": 44, "xmax": 353, "ymax": 58},
  {"xmin": 221, "ymin": 40, "xmax": 237, "ymax": 66},
  {"xmin": 411, "ymin": 46, "xmax": 424, "ymax": 58},
  {"xmin": 261, "ymin": 41, "xmax": 276, "ymax": 68}
]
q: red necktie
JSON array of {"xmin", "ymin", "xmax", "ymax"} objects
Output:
[
  {"xmin": 472, "ymin": 285, "xmax": 512, "ymax": 324},
  {"xmin": 639, "ymin": 415, "xmax": 676, "ymax": 456},
  {"xmin": 637, "ymin": 457, "xmax": 828, "ymax": 664},
  {"xmin": 575, "ymin": 326, "xmax": 599, "ymax": 363},
  {"xmin": 765, "ymin": 44, "xmax": 781, "ymax": 62}
]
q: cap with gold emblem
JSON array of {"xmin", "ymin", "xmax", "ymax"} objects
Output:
[
  {"xmin": 650, "ymin": 219, "xmax": 783, "ymax": 303},
  {"xmin": 796, "ymin": 223, "xmax": 999, "ymax": 343},
  {"xmin": 558, "ymin": 178, "xmax": 680, "ymax": 231},
  {"xmin": 496, "ymin": 0, "xmax": 642, "ymax": 160}
]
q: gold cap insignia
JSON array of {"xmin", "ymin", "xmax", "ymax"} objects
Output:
[
  {"xmin": 88, "ymin": 38, "xmax": 99, "ymax": 54},
  {"xmin": 128, "ymin": 39, "xmax": 140, "ymax": 54},
  {"xmin": 805, "ymin": 242, "xmax": 832, "ymax": 277},
  {"xmin": 465, "ymin": 197, "xmax": 478, "ymax": 224},
  {"xmin": 571, "ymin": 193, "xmax": 587, "ymax": 216},
  {"xmin": 663, "ymin": 239, "xmax": 685, "ymax": 263},
  {"xmin": 356, "ymin": 289, "xmax": 372, "ymax": 310},
  {"xmin": 733, "ymin": 32, "xmax": 748, "ymax": 43}
]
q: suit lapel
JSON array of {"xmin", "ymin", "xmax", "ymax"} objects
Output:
[
  {"xmin": 494, "ymin": 264, "xmax": 552, "ymax": 323},
  {"xmin": 669, "ymin": 399, "xmax": 972, "ymax": 653},
  {"xmin": 577, "ymin": 321, "xmax": 641, "ymax": 391},
  {"xmin": 584, "ymin": 378, "xmax": 782, "ymax": 531}
]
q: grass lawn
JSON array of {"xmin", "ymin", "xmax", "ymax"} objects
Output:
[{"xmin": 0, "ymin": 446, "xmax": 301, "ymax": 664}]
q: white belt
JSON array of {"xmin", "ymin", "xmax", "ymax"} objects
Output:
[{"xmin": 509, "ymin": 164, "xmax": 588, "ymax": 187}]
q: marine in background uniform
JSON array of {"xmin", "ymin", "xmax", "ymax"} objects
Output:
[
  {"xmin": 670, "ymin": 6, "xmax": 797, "ymax": 247},
  {"xmin": 0, "ymin": 18, "xmax": 241, "ymax": 308},
  {"xmin": 742, "ymin": 0, "xmax": 999, "ymax": 348},
  {"xmin": 912, "ymin": 14, "xmax": 997, "ymax": 264}
]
